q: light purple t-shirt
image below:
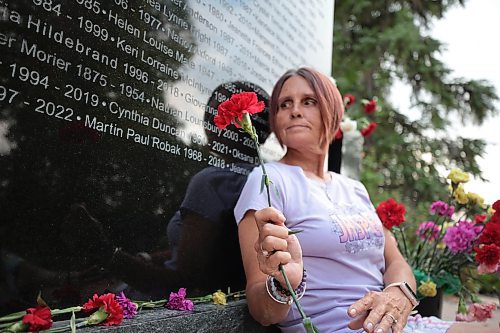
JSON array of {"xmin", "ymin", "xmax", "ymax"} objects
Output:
[{"xmin": 234, "ymin": 162, "xmax": 386, "ymax": 333}]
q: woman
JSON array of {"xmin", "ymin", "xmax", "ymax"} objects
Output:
[{"xmin": 234, "ymin": 67, "xmax": 497, "ymax": 333}]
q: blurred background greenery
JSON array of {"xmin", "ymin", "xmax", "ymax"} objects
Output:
[{"xmin": 332, "ymin": 0, "xmax": 499, "ymax": 297}]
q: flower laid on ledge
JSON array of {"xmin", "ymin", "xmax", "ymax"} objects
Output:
[
  {"xmin": 165, "ymin": 288, "xmax": 194, "ymax": 311},
  {"xmin": 335, "ymin": 93, "xmax": 379, "ymax": 140},
  {"xmin": 116, "ymin": 292, "xmax": 138, "ymax": 320},
  {"xmin": 0, "ymin": 288, "xmax": 246, "ymax": 332},
  {"xmin": 455, "ymin": 302, "xmax": 497, "ymax": 322},
  {"xmin": 376, "ymin": 168, "xmax": 499, "ymax": 321},
  {"xmin": 83, "ymin": 293, "xmax": 124, "ymax": 326},
  {"xmin": 215, "ymin": 91, "xmax": 318, "ymax": 333}
]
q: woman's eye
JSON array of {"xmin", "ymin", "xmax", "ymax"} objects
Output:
[
  {"xmin": 304, "ymin": 98, "xmax": 317, "ymax": 105},
  {"xmin": 280, "ymin": 101, "xmax": 291, "ymax": 109}
]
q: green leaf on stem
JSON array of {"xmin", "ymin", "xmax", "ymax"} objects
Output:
[
  {"xmin": 2, "ymin": 321, "xmax": 28, "ymax": 332},
  {"xmin": 87, "ymin": 307, "xmax": 108, "ymax": 325},
  {"xmin": 36, "ymin": 291, "xmax": 48, "ymax": 307},
  {"xmin": 287, "ymin": 229, "xmax": 303, "ymax": 235},
  {"xmin": 70, "ymin": 311, "xmax": 76, "ymax": 333},
  {"xmin": 260, "ymin": 175, "xmax": 266, "ymax": 194}
]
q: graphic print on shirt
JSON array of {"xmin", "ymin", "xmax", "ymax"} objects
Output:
[{"xmin": 328, "ymin": 204, "xmax": 384, "ymax": 254}]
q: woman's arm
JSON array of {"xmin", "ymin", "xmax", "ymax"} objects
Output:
[
  {"xmin": 238, "ymin": 208, "xmax": 303, "ymax": 326},
  {"xmin": 382, "ymin": 228, "xmax": 416, "ymax": 290},
  {"xmin": 348, "ymin": 228, "xmax": 416, "ymax": 333}
]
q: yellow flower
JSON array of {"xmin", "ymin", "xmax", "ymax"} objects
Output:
[
  {"xmin": 212, "ymin": 290, "xmax": 227, "ymax": 305},
  {"xmin": 436, "ymin": 242, "xmax": 446, "ymax": 250},
  {"xmin": 418, "ymin": 280, "xmax": 437, "ymax": 297},
  {"xmin": 453, "ymin": 184, "xmax": 468, "ymax": 204},
  {"xmin": 467, "ymin": 192, "xmax": 486, "ymax": 208},
  {"xmin": 447, "ymin": 168, "xmax": 470, "ymax": 184}
]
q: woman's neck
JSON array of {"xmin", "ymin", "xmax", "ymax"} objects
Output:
[{"xmin": 280, "ymin": 148, "xmax": 330, "ymax": 182}]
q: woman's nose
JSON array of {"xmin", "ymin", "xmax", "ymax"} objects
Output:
[{"xmin": 291, "ymin": 105, "xmax": 303, "ymax": 118}]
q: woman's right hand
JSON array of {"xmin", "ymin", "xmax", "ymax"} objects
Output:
[{"xmin": 253, "ymin": 207, "xmax": 304, "ymax": 289}]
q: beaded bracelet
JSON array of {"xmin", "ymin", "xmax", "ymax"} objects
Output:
[{"xmin": 265, "ymin": 270, "xmax": 307, "ymax": 305}]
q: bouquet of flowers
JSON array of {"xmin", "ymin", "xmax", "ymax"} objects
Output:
[
  {"xmin": 335, "ymin": 93, "xmax": 379, "ymax": 140},
  {"xmin": 376, "ymin": 168, "xmax": 499, "ymax": 322}
]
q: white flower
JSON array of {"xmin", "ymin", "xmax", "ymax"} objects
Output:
[{"xmin": 340, "ymin": 117, "xmax": 357, "ymax": 133}]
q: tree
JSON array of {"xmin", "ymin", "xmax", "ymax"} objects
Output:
[{"xmin": 332, "ymin": 0, "xmax": 498, "ymax": 216}]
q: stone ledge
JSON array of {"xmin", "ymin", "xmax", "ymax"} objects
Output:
[{"xmin": 78, "ymin": 300, "xmax": 279, "ymax": 333}]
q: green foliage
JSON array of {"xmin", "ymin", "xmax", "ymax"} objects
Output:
[{"xmin": 333, "ymin": 0, "xmax": 498, "ymax": 210}]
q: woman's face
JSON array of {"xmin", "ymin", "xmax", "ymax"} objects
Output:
[{"xmin": 275, "ymin": 75, "xmax": 324, "ymax": 150}]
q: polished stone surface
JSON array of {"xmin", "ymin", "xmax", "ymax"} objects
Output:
[{"xmin": 79, "ymin": 300, "xmax": 278, "ymax": 333}]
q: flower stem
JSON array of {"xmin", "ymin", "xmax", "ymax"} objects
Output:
[
  {"xmin": 0, "ymin": 310, "xmax": 26, "ymax": 323},
  {"xmin": 250, "ymin": 128, "xmax": 316, "ymax": 332},
  {"xmin": 0, "ymin": 307, "xmax": 82, "ymax": 324},
  {"xmin": 253, "ymin": 135, "xmax": 272, "ymax": 208},
  {"xmin": 397, "ymin": 227, "xmax": 410, "ymax": 259}
]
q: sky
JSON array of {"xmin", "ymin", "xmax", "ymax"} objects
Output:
[{"xmin": 392, "ymin": 0, "xmax": 500, "ymax": 205}]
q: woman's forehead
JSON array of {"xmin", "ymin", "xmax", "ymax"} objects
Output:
[{"xmin": 280, "ymin": 76, "xmax": 315, "ymax": 96}]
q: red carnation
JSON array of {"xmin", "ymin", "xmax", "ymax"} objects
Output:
[
  {"xmin": 478, "ymin": 221, "xmax": 500, "ymax": 245},
  {"xmin": 360, "ymin": 122, "xmax": 377, "ymax": 137},
  {"xmin": 474, "ymin": 214, "xmax": 487, "ymax": 224},
  {"xmin": 475, "ymin": 244, "xmax": 500, "ymax": 274},
  {"xmin": 22, "ymin": 306, "xmax": 52, "ymax": 332},
  {"xmin": 492, "ymin": 200, "xmax": 500, "ymax": 212},
  {"xmin": 363, "ymin": 99, "xmax": 377, "ymax": 114},
  {"xmin": 376, "ymin": 198, "xmax": 406, "ymax": 229},
  {"xmin": 214, "ymin": 91, "xmax": 265, "ymax": 129},
  {"xmin": 343, "ymin": 93, "xmax": 356, "ymax": 107},
  {"xmin": 490, "ymin": 214, "xmax": 500, "ymax": 224},
  {"xmin": 83, "ymin": 293, "xmax": 124, "ymax": 326}
]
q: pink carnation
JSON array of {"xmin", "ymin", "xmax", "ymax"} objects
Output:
[
  {"xmin": 165, "ymin": 288, "xmax": 194, "ymax": 311},
  {"xmin": 429, "ymin": 201, "xmax": 455, "ymax": 218},
  {"xmin": 466, "ymin": 303, "xmax": 497, "ymax": 322},
  {"xmin": 443, "ymin": 220, "xmax": 481, "ymax": 253},
  {"xmin": 416, "ymin": 221, "xmax": 440, "ymax": 241},
  {"xmin": 116, "ymin": 292, "xmax": 137, "ymax": 319}
]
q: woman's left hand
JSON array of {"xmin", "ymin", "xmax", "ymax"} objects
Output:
[{"xmin": 347, "ymin": 288, "xmax": 413, "ymax": 333}]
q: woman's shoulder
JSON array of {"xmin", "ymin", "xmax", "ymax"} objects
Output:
[
  {"xmin": 249, "ymin": 161, "xmax": 304, "ymax": 178},
  {"xmin": 331, "ymin": 172, "xmax": 371, "ymax": 196}
]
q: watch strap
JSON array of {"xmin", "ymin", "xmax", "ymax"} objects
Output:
[{"xmin": 383, "ymin": 281, "xmax": 419, "ymax": 308}]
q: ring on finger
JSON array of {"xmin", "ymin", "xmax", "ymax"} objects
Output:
[
  {"xmin": 260, "ymin": 244, "xmax": 270, "ymax": 258},
  {"xmin": 385, "ymin": 313, "xmax": 398, "ymax": 325}
]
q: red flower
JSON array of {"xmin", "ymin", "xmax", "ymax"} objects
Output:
[
  {"xmin": 343, "ymin": 93, "xmax": 356, "ymax": 107},
  {"xmin": 22, "ymin": 306, "xmax": 52, "ymax": 332},
  {"xmin": 490, "ymin": 214, "xmax": 500, "ymax": 224},
  {"xmin": 335, "ymin": 128, "xmax": 343, "ymax": 140},
  {"xmin": 363, "ymin": 99, "xmax": 377, "ymax": 114},
  {"xmin": 360, "ymin": 122, "xmax": 377, "ymax": 137},
  {"xmin": 474, "ymin": 214, "xmax": 487, "ymax": 224},
  {"xmin": 376, "ymin": 198, "xmax": 406, "ymax": 229},
  {"xmin": 492, "ymin": 200, "xmax": 500, "ymax": 212},
  {"xmin": 83, "ymin": 293, "xmax": 124, "ymax": 326},
  {"xmin": 478, "ymin": 221, "xmax": 500, "ymax": 245},
  {"xmin": 214, "ymin": 92, "xmax": 265, "ymax": 129},
  {"xmin": 475, "ymin": 244, "xmax": 500, "ymax": 274}
]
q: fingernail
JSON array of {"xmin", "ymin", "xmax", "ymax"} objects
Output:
[
  {"xmin": 375, "ymin": 328, "xmax": 383, "ymax": 333},
  {"xmin": 366, "ymin": 322, "xmax": 373, "ymax": 330},
  {"xmin": 349, "ymin": 308, "xmax": 357, "ymax": 316}
]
